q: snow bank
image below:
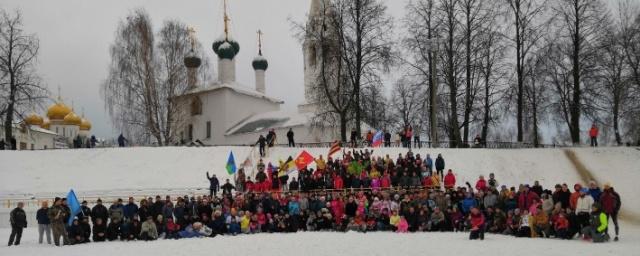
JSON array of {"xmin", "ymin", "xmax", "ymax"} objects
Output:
[{"xmin": 0, "ymin": 226, "xmax": 638, "ymax": 256}]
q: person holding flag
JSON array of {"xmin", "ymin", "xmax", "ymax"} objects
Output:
[
  {"xmin": 48, "ymin": 197, "xmax": 69, "ymax": 246},
  {"xmin": 371, "ymin": 130, "xmax": 384, "ymax": 148}
]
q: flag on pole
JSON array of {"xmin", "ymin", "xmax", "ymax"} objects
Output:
[
  {"xmin": 295, "ymin": 150, "xmax": 315, "ymax": 170},
  {"xmin": 371, "ymin": 130, "xmax": 384, "ymax": 147},
  {"xmin": 328, "ymin": 141, "xmax": 341, "ymax": 157},
  {"xmin": 66, "ymin": 189, "xmax": 82, "ymax": 226},
  {"xmin": 226, "ymin": 151, "xmax": 237, "ymax": 175}
]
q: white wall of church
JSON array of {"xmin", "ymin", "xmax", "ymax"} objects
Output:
[{"xmin": 184, "ymin": 87, "xmax": 281, "ymax": 145}]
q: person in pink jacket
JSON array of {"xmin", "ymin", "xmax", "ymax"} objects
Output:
[{"xmin": 396, "ymin": 216, "xmax": 409, "ymax": 233}]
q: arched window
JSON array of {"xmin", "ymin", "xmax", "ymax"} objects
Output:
[{"xmin": 191, "ymin": 97, "xmax": 202, "ymax": 116}]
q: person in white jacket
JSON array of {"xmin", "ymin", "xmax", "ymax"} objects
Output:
[{"xmin": 575, "ymin": 188, "xmax": 594, "ymax": 235}]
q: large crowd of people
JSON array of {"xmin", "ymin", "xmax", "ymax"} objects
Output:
[{"xmin": 8, "ymin": 150, "xmax": 621, "ymax": 247}]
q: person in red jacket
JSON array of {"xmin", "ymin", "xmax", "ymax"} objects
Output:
[
  {"xmin": 469, "ymin": 207, "xmax": 485, "ymax": 240},
  {"xmin": 381, "ymin": 172, "xmax": 391, "ymax": 188},
  {"xmin": 333, "ymin": 174, "xmax": 344, "ymax": 190},
  {"xmin": 589, "ymin": 123, "xmax": 599, "ymax": 147},
  {"xmin": 554, "ymin": 212, "xmax": 570, "ymax": 239},
  {"xmin": 600, "ymin": 183, "xmax": 621, "ymax": 241},
  {"xmin": 518, "ymin": 185, "xmax": 540, "ymax": 211},
  {"xmin": 570, "ymin": 183, "xmax": 582, "ymax": 211},
  {"xmin": 475, "ymin": 175, "xmax": 488, "ymax": 192},
  {"xmin": 444, "ymin": 169, "xmax": 456, "ymax": 190}
]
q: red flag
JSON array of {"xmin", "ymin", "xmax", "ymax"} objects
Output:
[
  {"xmin": 295, "ymin": 150, "xmax": 315, "ymax": 170},
  {"xmin": 328, "ymin": 141, "xmax": 341, "ymax": 157}
]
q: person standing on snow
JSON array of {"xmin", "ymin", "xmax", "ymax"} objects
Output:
[
  {"xmin": 207, "ymin": 172, "xmax": 220, "ymax": 197},
  {"xmin": 256, "ymin": 135, "xmax": 267, "ymax": 157},
  {"xmin": 222, "ymin": 179, "xmax": 235, "ymax": 196},
  {"xmin": 8, "ymin": 202, "xmax": 27, "ymax": 246},
  {"xmin": 118, "ymin": 133, "xmax": 128, "ymax": 147},
  {"xmin": 589, "ymin": 123, "xmax": 599, "ymax": 147},
  {"xmin": 435, "ymin": 154, "xmax": 445, "ymax": 180},
  {"xmin": 600, "ymin": 183, "xmax": 621, "ymax": 241},
  {"xmin": 287, "ymin": 128, "xmax": 295, "ymax": 147},
  {"xmin": 36, "ymin": 201, "xmax": 52, "ymax": 244}
]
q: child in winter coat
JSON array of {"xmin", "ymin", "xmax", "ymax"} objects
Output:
[
  {"xmin": 396, "ymin": 216, "xmax": 409, "ymax": 233},
  {"xmin": 517, "ymin": 210, "xmax": 533, "ymax": 238}
]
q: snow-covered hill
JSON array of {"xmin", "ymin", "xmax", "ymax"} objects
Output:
[{"xmin": 0, "ymin": 146, "xmax": 638, "ymax": 214}]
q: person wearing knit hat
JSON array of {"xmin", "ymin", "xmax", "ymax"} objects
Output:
[{"xmin": 600, "ymin": 183, "xmax": 622, "ymax": 241}]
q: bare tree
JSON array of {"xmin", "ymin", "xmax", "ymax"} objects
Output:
[
  {"xmin": 0, "ymin": 9, "xmax": 47, "ymax": 143},
  {"xmin": 335, "ymin": 0, "xmax": 394, "ymax": 135},
  {"xmin": 504, "ymin": 0, "xmax": 549, "ymax": 143},
  {"xmin": 101, "ymin": 9, "xmax": 208, "ymax": 145},
  {"xmin": 403, "ymin": 0, "xmax": 441, "ymax": 142},
  {"xmin": 391, "ymin": 78, "xmax": 425, "ymax": 130},
  {"xmin": 549, "ymin": 0, "xmax": 609, "ymax": 144}
]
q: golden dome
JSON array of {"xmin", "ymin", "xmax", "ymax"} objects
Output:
[
  {"xmin": 80, "ymin": 118, "xmax": 92, "ymax": 130},
  {"xmin": 24, "ymin": 113, "xmax": 44, "ymax": 126},
  {"xmin": 47, "ymin": 102, "xmax": 72, "ymax": 120},
  {"xmin": 63, "ymin": 112, "xmax": 82, "ymax": 126},
  {"xmin": 41, "ymin": 119, "xmax": 51, "ymax": 129}
]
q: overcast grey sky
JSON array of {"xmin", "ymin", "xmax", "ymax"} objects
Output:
[{"xmin": 0, "ymin": 0, "xmax": 406, "ymax": 139}]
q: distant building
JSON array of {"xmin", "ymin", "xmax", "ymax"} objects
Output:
[
  {"xmin": 2, "ymin": 97, "xmax": 93, "ymax": 150},
  {"xmin": 172, "ymin": 1, "xmax": 350, "ymax": 146}
]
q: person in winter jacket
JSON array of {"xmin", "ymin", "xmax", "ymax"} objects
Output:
[
  {"xmin": 68, "ymin": 218, "xmax": 86, "ymax": 244},
  {"xmin": 123, "ymin": 197, "xmax": 139, "ymax": 222},
  {"xmin": 469, "ymin": 207, "xmax": 485, "ymax": 240},
  {"xmin": 257, "ymin": 135, "xmax": 267, "ymax": 157},
  {"xmin": 588, "ymin": 181, "xmax": 602, "ymax": 202},
  {"xmin": 140, "ymin": 216, "xmax": 158, "ymax": 241},
  {"xmin": 435, "ymin": 154, "xmax": 445, "ymax": 179},
  {"xmin": 517, "ymin": 209, "xmax": 533, "ymax": 238},
  {"xmin": 91, "ymin": 198, "xmax": 109, "ymax": 225},
  {"xmin": 8, "ymin": 202, "xmax": 27, "ymax": 246},
  {"xmin": 582, "ymin": 203, "xmax": 609, "ymax": 243},
  {"xmin": 36, "ymin": 201, "xmax": 52, "ymax": 244},
  {"xmin": 589, "ymin": 123, "xmax": 599, "ymax": 147},
  {"xmin": 222, "ymin": 179, "xmax": 235, "ymax": 196},
  {"xmin": 396, "ymin": 216, "xmax": 409, "ymax": 233},
  {"xmin": 554, "ymin": 212, "xmax": 570, "ymax": 239},
  {"xmin": 600, "ymin": 183, "xmax": 621, "ymax": 241},
  {"xmin": 109, "ymin": 200, "xmax": 124, "ymax": 224},
  {"xmin": 48, "ymin": 198, "xmax": 69, "ymax": 246},
  {"xmin": 575, "ymin": 188, "xmax": 594, "ymax": 234},
  {"xmin": 287, "ymin": 128, "xmax": 295, "ymax": 147},
  {"xmin": 518, "ymin": 186, "xmax": 540, "ymax": 211},
  {"xmin": 92, "ymin": 218, "xmax": 107, "ymax": 242},
  {"xmin": 444, "ymin": 170, "xmax": 456, "ymax": 190},
  {"xmin": 475, "ymin": 175, "xmax": 488, "ymax": 191},
  {"xmin": 207, "ymin": 172, "xmax": 220, "ymax": 197}
]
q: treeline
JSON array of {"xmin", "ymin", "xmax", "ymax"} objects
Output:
[{"xmin": 301, "ymin": 0, "xmax": 640, "ymax": 146}]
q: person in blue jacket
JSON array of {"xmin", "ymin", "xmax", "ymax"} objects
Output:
[
  {"xmin": 588, "ymin": 181, "xmax": 602, "ymax": 202},
  {"xmin": 461, "ymin": 193, "xmax": 477, "ymax": 214}
]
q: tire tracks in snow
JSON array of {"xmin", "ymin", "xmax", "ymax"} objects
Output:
[{"xmin": 563, "ymin": 149, "xmax": 640, "ymax": 225}]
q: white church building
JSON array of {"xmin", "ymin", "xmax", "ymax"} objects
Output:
[{"xmin": 172, "ymin": 0, "xmax": 346, "ymax": 146}]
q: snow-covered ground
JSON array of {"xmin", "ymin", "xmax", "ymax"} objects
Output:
[
  {"xmin": 0, "ymin": 146, "xmax": 638, "ymax": 255},
  {"xmin": 0, "ymin": 225, "xmax": 638, "ymax": 256}
]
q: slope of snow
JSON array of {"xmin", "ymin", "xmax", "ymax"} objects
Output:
[
  {"xmin": 0, "ymin": 146, "xmax": 587, "ymax": 197},
  {"xmin": 571, "ymin": 147, "xmax": 640, "ymax": 217},
  {"xmin": 1, "ymin": 147, "xmax": 637, "ymax": 203},
  {"xmin": 0, "ymin": 226, "xmax": 638, "ymax": 256}
]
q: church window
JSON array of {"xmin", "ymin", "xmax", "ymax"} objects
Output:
[
  {"xmin": 191, "ymin": 97, "xmax": 202, "ymax": 116},
  {"xmin": 206, "ymin": 121, "xmax": 211, "ymax": 139}
]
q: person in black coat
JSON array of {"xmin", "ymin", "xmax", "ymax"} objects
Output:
[
  {"xmin": 10, "ymin": 136, "xmax": 17, "ymax": 150},
  {"xmin": 91, "ymin": 199, "xmax": 109, "ymax": 225},
  {"xmin": 68, "ymin": 218, "xmax": 87, "ymax": 244},
  {"xmin": 8, "ymin": 202, "xmax": 27, "ymax": 246},
  {"xmin": 345, "ymin": 198, "xmax": 358, "ymax": 218},
  {"xmin": 287, "ymin": 128, "xmax": 295, "ymax": 147},
  {"xmin": 92, "ymin": 218, "xmax": 107, "ymax": 242},
  {"xmin": 289, "ymin": 178, "xmax": 300, "ymax": 191},
  {"xmin": 257, "ymin": 135, "xmax": 267, "ymax": 157},
  {"xmin": 117, "ymin": 133, "xmax": 128, "ymax": 147},
  {"xmin": 435, "ymin": 154, "xmax": 445, "ymax": 179},
  {"xmin": 79, "ymin": 201, "xmax": 92, "ymax": 219},
  {"xmin": 221, "ymin": 179, "xmax": 235, "ymax": 196},
  {"xmin": 207, "ymin": 172, "xmax": 220, "ymax": 197},
  {"xmin": 106, "ymin": 219, "xmax": 121, "ymax": 241},
  {"xmin": 81, "ymin": 217, "xmax": 91, "ymax": 242},
  {"xmin": 384, "ymin": 131, "xmax": 391, "ymax": 147},
  {"xmin": 0, "ymin": 139, "xmax": 5, "ymax": 150}
]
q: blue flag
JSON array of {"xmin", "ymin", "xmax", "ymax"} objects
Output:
[
  {"xmin": 226, "ymin": 151, "xmax": 237, "ymax": 175},
  {"xmin": 66, "ymin": 189, "xmax": 82, "ymax": 226}
]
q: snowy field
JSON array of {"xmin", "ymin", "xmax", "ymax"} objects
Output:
[{"xmin": 1, "ymin": 225, "xmax": 638, "ymax": 256}]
